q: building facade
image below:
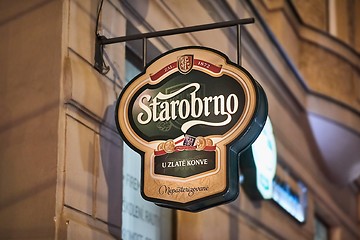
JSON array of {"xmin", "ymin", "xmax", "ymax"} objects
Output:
[{"xmin": 0, "ymin": 0, "xmax": 359, "ymax": 239}]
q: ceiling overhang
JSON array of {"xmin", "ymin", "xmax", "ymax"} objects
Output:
[{"xmin": 307, "ymin": 113, "xmax": 360, "ymax": 185}]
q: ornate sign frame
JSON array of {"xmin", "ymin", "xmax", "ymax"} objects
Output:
[{"xmin": 116, "ymin": 46, "xmax": 267, "ymax": 211}]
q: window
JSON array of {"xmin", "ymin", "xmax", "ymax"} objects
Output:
[
  {"xmin": 121, "ymin": 47, "xmax": 174, "ymax": 240},
  {"xmin": 314, "ymin": 216, "xmax": 329, "ymax": 240}
]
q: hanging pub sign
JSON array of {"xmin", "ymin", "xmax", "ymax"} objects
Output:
[
  {"xmin": 115, "ymin": 46, "xmax": 268, "ymax": 211},
  {"xmin": 241, "ymin": 117, "xmax": 277, "ymax": 200}
]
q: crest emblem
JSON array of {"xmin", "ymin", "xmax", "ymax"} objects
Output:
[{"xmin": 177, "ymin": 54, "xmax": 193, "ymax": 74}]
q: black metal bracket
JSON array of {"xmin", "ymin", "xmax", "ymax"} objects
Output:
[
  {"xmin": 94, "ymin": 18, "xmax": 255, "ymax": 74},
  {"xmin": 94, "ymin": 34, "xmax": 110, "ymax": 74}
]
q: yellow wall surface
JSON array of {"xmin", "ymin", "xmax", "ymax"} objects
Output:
[{"xmin": 0, "ymin": 0, "xmax": 63, "ymax": 239}]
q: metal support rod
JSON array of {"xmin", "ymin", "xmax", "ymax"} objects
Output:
[
  {"xmin": 143, "ymin": 38, "xmax": 147, "ymax": 68},
  {"xmin": 94, "ymin": 18, "xmax": 255, "ymax": 74},
  {"xmin": 99, "ymin": 18, "xmax": 254, "ymax": 45},
  {"xmin": 236, "ymin": 24, "xmax": 242, "ymax": 66}
]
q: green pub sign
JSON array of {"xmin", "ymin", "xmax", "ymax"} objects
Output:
[{"xmin": 116, "ymin": 47, "xmax": 268, "ymax": 211}]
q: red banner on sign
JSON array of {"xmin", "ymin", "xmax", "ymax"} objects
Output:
[{"xmin": 150, "ymin": 59, "xmax": 222, "ymax": 81}]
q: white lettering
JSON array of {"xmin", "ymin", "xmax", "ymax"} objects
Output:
[
  {"xmin": 212, "ymin": 95, "xmax": 225, "ymax": 115},
  {"xmin": 190, "ymin": 91, "xmax": 203, "ymax": 118},
  {"xmin": 178, "ymin": 99, "xmax": 190, "ymax": 119},
  {"xmin": 226, "ymin": 94, "xmax": 238, "ymax": 114},
  {"xmin": 159, "ymin": 101, "xmax": 170, "ymax": 121},
  {"xmin": 136, "ymin": 83, "xmax": 240, "ymax": 132},
  {"xmin": 137, "ymin": 95, "xmax": 152, "ymax": 124},
  {"xmin": 203, "ymin": 97, "xmax": 212, "ymax": 117},
  {"xmin": 170, "ymin": 100, "xmax": 179, "ymax": 120}
]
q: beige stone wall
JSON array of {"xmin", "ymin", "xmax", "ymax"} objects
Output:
[
  {"xmin": 299, "ymin": 41, "xmax": 359, "ymax": 111},
  {"xmin": 256, "ymin": 0, "xmax": 360, "ymax": 114},
  {"xmin": 0, "ymin": 0, "xmax": 63, "ymax": 239},
  {"xmin": 333, "ymin": 0, "xmax": 351, "ymax": 45},
  {"xmin": 292, "ymin": 0, "xmax": 328, "ymax": 31},
  {"xmin": 57, "ymin": 0, "xmax": 125, "ymax": 238},
  {"xmin": 291, "ymin": 0, "xmax": 360, "ymax": 51},
  {"xmin": 354, "ymin": 0, "xmax": 360, "ymax": 52}
]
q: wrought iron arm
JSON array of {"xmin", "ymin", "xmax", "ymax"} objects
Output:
[{"xmin": 94, "ymin": 14, "xmax": 254, "ymax": 74}]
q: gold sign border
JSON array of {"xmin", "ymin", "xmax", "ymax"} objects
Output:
[{"xmin": 117, "ymin": 47, "xmax": 257, "ymax": 203}]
